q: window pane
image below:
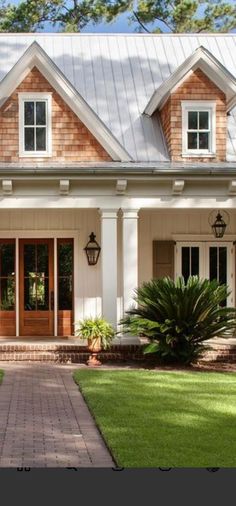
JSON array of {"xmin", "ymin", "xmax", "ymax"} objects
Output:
[
  {"xmin": 191, "ymin": 247, "xmax": 199, "ymax": 276},
  {"xmin": 25, "ymin": 128, "xmax": 35, "ymax": 151},
  {"xmin": 24, "ymin": 276, "xmax": 37, "ymax": 310},
  {"xmin": 0, "ymin": 278, "xmax": 15, "ymax": 310},
  {"xmin": 199, "ymin": 111, "xmax": 209, "ymax": 130},
  {"xmin": 188, "ymin": 111, "xmax": 197, "ymax": 130},
  {"xmin": 24, "ymin": 102, "xmax": 34, "ymax": 125},
  {"xmin": 37, "ymin": 244, "xmax": 48, "ymax": 276},
  {"xmin": 36, "ymin": 128, "xmax": 46, "ymax": 151},
  {"xmin": 0, "ymin": 244, "xmax": 15, "ymax": 276},
  {"xmin": 219, "ymin": 247, "xmax": 227, "ymax": 285},
  {"xmin": 24, "ymin": 244, "xmax": 36, "ymax": 276},
  {"xmin": 199, "ymin": 132, "xmax": 209, "ymax": 150},
  {"xmin": 36, "ymin": 102, "xmax": 46, "ymax": 125},
  {"xmin": 58, "ymin": 242, "xmax": 73, "ymax": 276},
  {"xmin": 209, "ymin": 247, "xmax": 217, "ymax": 281},
  {"xmin": 59, "ymin": 277, "xmax": 72, "ymax": 310},
  {"xmin": 182, "ymin": 247, "xmax": 190, "ymax": 283},
  {"xmin": 188, "ymin": 132, "xmax": 197, "ymax": 149},
  {"xmin": 37, "ymin": 276, "xmax": 49, "ymax": 311}
]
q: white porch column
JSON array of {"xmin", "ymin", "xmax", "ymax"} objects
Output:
[
  {"xmin": 122, "ymin": 209, "xmax": 139, "ymax": 314},
  {"xmin": 100, "ymin": 209, "xmax": 118, "ymax": 327}
]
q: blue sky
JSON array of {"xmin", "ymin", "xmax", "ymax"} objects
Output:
[{"xmin": 8, "ymin": 0, "xmax": 236, "ymax": 33}]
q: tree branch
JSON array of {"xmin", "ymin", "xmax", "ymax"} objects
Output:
[{"xmin": 133, "ymin": 10, "xmax": 150, "ymax": 33}]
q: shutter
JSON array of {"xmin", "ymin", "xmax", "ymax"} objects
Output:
[{"xmin": 153, "ymin": 240, "xmax": 175, "ymax": 279}]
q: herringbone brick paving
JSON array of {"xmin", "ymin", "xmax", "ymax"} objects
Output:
[{"xmin": 0, "ymin": 363, "xmax": 114, "ymax": 468}]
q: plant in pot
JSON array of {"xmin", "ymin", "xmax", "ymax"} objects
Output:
[{"xmin": 75, "ymin": 317, "xmax": 115, "ymax": 366}]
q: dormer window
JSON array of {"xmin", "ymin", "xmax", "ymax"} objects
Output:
[
  {"xmin": 181, "ymin": 101, "xmax": 216, "ymax": 157},
  {"xmin": 19, "ymin": 93, "xmax": 52, "ymax": 157}
]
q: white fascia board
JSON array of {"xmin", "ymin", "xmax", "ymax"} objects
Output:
[
  {"xmin": 0, "ymin": 41, "xmax": 132, "ymax": 162},
  {"xmin": 144, "ymin": 46, "xmax": 236, "ymax": 116}
]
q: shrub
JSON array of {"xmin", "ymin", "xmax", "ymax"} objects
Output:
[
  {"xmin": 120, "ymin": 276, "xmax": 236, "ymax": 364},
  {"xmin": 75, "ymin": 317, "xmax": 115, "ymax": 349}
]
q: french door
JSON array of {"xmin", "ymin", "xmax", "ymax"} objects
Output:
[
  {"xmin": 19, "ymin": 239, "xmax": 54, "ymax": 336},
  {"xmin": 175, "ymin": 242, "xmax": 234, "ymax": 306}
]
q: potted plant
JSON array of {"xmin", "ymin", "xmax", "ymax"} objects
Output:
[{"xmin": 75, "ymin": 317, "xmax": 115, "ymax": 366}]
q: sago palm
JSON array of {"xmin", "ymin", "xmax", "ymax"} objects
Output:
[{"xmin": 121, "ymin": 276, "xmax": 236, "ymax": 364}]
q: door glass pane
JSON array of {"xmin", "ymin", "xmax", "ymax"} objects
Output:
[
  {"xmin": 24, "ymin": 276, "xmax": 37, "ymax": 310},
  {"xmin": 0, "ymin": 243, "xmax": 15, "ymax": 276},
  {"xmin": 209, "ymin": 247, "xmax": 217, "ymax": 281},
  {"xmin": 219, "ymin": 247, "xmax": 227, "ymax": 285},
  {"xmin": 36, "ymin": 102, "xmax": 46, "ymax": 125},
  {"xmin": 182, "ymin": 247, "xmax": 190, "ymax": 283},
  {"xmin": 36, "ymin": 128, "xmax": 46, "ymax": 151},
  {"xmin": 24, "ymin": 244, "xmax": 36, "ymax": 276},
  {"xmin": 37, "ymin": 244, "xmax": 48, "ymax": 276},
  {"xmin": 59, "ymin": 277, "xmax": 72, "ymax": 310},
  {"xmin": 188, "ymin": 132, "xmax": 197, "ymax": 149},
  {"xmin": 25, "ymin": 128, "xmax": 34, "ymax": 151},
  {"xmin": 199, "ymin": 111, "xmax": 209, "ymax": 129},
  {"xmin": 1, "ymin": 278, "xmax": 15, "ymax": 310},
  {"xmin": 191, "ymin": 247, "xmax": 199, "ymax": 276},
  {"xmin": 24, "ymin": 102, "xmax": 34, "ymax": 125},
  {"xmin": 37, "ymin": 276, "xmax": 49, "ymax": 310},
  {"xmin": 58, "ymin": 243, "xmax": 73, "ymax": 276}
]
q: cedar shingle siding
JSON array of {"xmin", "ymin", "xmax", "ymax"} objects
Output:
[
  {"xmin": 0, "ymin": 67, "xmax": 111, "ymax": 163},
  {"xmin": 159, "ymin": 68, "xmax": 227, "ymax": 162}
]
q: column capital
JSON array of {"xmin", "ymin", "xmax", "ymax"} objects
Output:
[
  {"xmin": 121, "ymin": 209, "xmax": 140, "ymax": 219},
  {"xmin": 99, "ymin": 209, "xmax": 119, "ymax": 219}
]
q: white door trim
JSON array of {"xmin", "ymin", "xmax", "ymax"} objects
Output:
[{"xmin": 175, "ymin": 240, "xmax": 235, "ymax": 306}]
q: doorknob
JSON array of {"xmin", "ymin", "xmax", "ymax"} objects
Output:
[{"xmin": 50, "ymin": 291, "xmax": 54, "ymax": 311}]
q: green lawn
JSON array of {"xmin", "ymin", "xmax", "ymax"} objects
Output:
[
  {"xmin": 0, "ymin": 370, "xmax": 3, "ymax": 384},
  {"xmin": 73, "ymin": 369, "xmax": 236, "ymax": 467}
]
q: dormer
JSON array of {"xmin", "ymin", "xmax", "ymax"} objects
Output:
[{"xmin": 144, "ymin": 46, "xmax": 236, "ymax": 162}]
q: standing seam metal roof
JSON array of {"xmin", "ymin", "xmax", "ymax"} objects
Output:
[{"xmin": 0, "ymin": 33, "xmax": 236, "ymax": 162}]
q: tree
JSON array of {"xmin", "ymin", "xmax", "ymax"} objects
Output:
[
  {"xmin": 0, "ymin": 0, "xmax": 107, "ymax": 32},
  {"xmin": 0, "ymin": 0, "xmax": 235, "ymax": 33}
]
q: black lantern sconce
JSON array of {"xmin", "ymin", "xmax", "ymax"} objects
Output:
[
  {"xmin": 84, "ymin": 232, "xmax": 101, "ymax": 265},
  {"xmin": 208, "ymin": 210, "xmax": 230, "ymax": 239}
]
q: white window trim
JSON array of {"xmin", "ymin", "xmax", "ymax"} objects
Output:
[
  {"xmin": 18, "ymin": 92, "xmax": 52, "ymax": 157},
  {"xmin": 181, "ymin": 100, "xmax": 216, "ymax": 157}
]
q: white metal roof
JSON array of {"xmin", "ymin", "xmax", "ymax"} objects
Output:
[{"xmin": 1, "ymin": 33, "xmax": 236, "ymax": 162}]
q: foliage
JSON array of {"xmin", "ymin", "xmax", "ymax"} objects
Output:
[
  {"xmin": 0, "ymin": 0, "xmax": 235, "ymax": 33},
  {"xmin": 73, "ymin": 369, "xmax": 236, "ymax": 467},
  {"xmin": 129, "ymin": 0, "xmax": 236, "ymax": 33},
  {"xmin": 0, "ymin": 370, "xmax": 4, "ymax": 384},
  {"xmin": 75, "ymin": 316, "xmax": 114, "ymax": 349},
  {"xmin": 121, "ymin": 276, "xmax": 236, "ymax": 364}
]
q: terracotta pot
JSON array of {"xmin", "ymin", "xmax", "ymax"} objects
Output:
[{"xmin": 87, "ymin": 337, "xmax": 101, "ymax": 353}]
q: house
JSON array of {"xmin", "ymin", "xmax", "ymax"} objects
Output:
[{"xmin": 0, "ymin": 33, "xmax": 235, "ymax": 338}]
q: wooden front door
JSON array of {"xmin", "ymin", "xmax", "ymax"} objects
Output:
[{"xmin": 19, "ymin": 239, "xmax": 54, "ymax": 336}]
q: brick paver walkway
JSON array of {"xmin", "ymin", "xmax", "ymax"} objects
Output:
[{"xmin": 0, "ymin": 363, "xmax": 114, "ymax": 468}]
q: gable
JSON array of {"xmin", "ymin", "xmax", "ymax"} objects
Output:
[
  {"xmin": 159, "ymin": 68, "xmax": 227, "ymax": 163},
  {"xmin": 0, "ymin": 67, "xmax": 112, "ymax": 163}
]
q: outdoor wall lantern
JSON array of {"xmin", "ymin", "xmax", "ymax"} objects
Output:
[
  {"xmin": 208, "ymin": 210, "xmax": 230, "ymax": 239},
  {"xmin": 84, "ymin": 232, "xmax": 101, "ymax": 265}
]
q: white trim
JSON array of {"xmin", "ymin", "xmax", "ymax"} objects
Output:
[
  {"xmin": 18, "ymin": 92, "xmax": 52, "ymax": 157},
  {"xmin": 144, "ymin": 45, "xmax": 236, "ymax": 115},
  {"xmin": 0, "ymin": 41, "xmax": 131, "ymax": 162},
  {"xmin": 181, "ymin": 101, "xmax": 216, "ymax": 157},
  {"xmin": 175, "ymin": 241, "xmax": 235, "ymax": 306}
]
